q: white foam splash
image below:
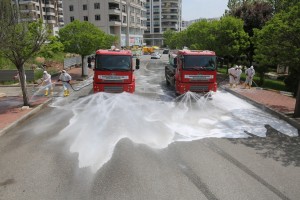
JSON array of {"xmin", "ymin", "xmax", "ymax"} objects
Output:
[{"xmin": 50, "ymin": 91, "xmax": 298, "ymax": 172}]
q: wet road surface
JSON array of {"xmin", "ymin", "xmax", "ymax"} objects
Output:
[{"xmin": 0, "ymin": 55, "xmax": 299, "ymax": 200}]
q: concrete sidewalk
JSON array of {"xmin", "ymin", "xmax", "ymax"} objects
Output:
[
  {"xmin": 0, "ymin": 67, "xmax": 93, "ymax": 136},
  {"xmin": 221, "ymin": 84, "xmax": 300, "ymax": 131}
]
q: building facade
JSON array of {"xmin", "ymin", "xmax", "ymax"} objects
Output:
[
  {"xmin": 12, "ymin": 0, "xmax": 64, "ymax": 36},
  {"xmin": 144, "ymin": 0, "xmax": 182, "ymax": 47},
  {"xmin": 62, "ymin": 0, "xmax": 147, "ymax": 48}
]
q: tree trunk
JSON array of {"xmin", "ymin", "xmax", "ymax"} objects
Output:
[
  {"xmin": 293, "ymin": 80, "xmax": 300, "ymax": 118},
  {"xmin": 81, "ymin": 55, "xmax": 84, "ymax": 77},
  {"xmin": 18, "ymin": 65, "xmax": 30, "ymax": 106}
]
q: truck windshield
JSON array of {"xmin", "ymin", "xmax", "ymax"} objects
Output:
[
  {"xmin": 183, "ymin": 56, "xmax": 216, "ymax": 70},
  {"xmin": 95, "ymin": 55, "xmax": 131, "ymax": 71}
]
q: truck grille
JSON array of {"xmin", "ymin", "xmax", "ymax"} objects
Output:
[
  {"xmin": 104, "ymin": 86, "xmax": 123, "ymax": 93},
  {"xmin": 190, "ymin": 85, "xmax": 209, "ymax": 92},
  {"xmin": 103, "ymin": 80, "xmax": 124, "ymax": 83}
]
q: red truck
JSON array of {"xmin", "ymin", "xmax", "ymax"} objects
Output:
[
  {"xmin": 92, "ymin": 49, "xmax": 140, "ymax": 93},
  {"xmin": 165, "ymin": 49, "xmax": 217, "ymax": 95}
]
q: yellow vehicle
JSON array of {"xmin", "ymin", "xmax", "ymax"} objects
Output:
[{"xmin": 142, "ymin": 46, "xmax": 154, "ymax": 55}]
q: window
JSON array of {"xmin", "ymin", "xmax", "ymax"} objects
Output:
[
  {"xmin": 84, "ymin": 16, "xmax": 88, "ymax": 21},
  {"xmin": 69, "ymin": 5, "xmax": 73, "ymax": 11},
  {"xmin": 83, "ymin": 4, "xmax": 87, "ymax": 10},
  {"xmin": 94, "ymin": 3, "xmax": 100, "ymax": 9},
  {"xmin": 95, "ymin": 55, "xmax": 131, "ymax": 71},
  {"xmin": 70, "ymin": 16, "xmax": 74, "ymax": 22},
  {"xmin": 183, "ymin": 56, "xmax": 216, "ymax": 70},
  {"xmin": 95, "ymin": 15, "xmax": 101, "ymax": 21}
]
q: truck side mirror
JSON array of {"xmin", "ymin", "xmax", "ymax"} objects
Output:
[
  {"xmin": 87, "ymin": 56, "xmax": 92, "ymax": 68},
  {"xmin": 136, "ymin": 58, "xmax": 140, "ymax": 70}
]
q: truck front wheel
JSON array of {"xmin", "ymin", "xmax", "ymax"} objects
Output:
[
  {"xmin": 166, "ymin": 78, "xmax": 170, "ymax": 86},
  {"xmin": 175, "ymin": 81, "xmax": 180, "ymax": 96}
]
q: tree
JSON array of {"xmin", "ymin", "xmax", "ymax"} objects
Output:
[
  {"xmin": 253, "ymin": 3, "xmax": 300, "ymax": 117},
  {"xmin": 58, "ymin": 20, "xmax": 116, "ymax": 76},
  {"xmin": 38, "ymin": 36, "xmax": 64, "ymax": 59},
  {"xmin": 186, "ymin": 19, "xmax": 217, "ymax": 50},
  {"xmin": 176, "ymin": 17, "xmax": 249, "ymax": 71},
  {"xmin": 215, "ymin": 16, "xmax": 250, "ymax": 61},
  {"xmin": 163, "ymin": 29, "xmax": 175, "ymax": 48},
  {"xmin": 0, "ymin": 0, "xmax": 50, "ymax": 106},
  {"xmin": 266, "ymin": 0, "xmax": 300, "ymax": 13},
  {"xmin": 167, "ymin": 30, "xmax": 190, "ymax": 50},
  {"xmin": 228, "ymin": 1, "xmax": 274, "ymax": 65}
]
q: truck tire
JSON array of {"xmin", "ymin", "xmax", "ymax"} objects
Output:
[
  {"xmin": 175, "ymin": 80, "xmax": 180, "ymax": 96},
  {"xmin": 166, "ymin": 78, "xmax": 170, "ymax": 86}
]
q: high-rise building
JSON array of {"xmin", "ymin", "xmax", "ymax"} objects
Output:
[
  {"xmin": 144, "ymin": 0, "xmax": 182, "ymax": 47},
  {"xmin": 62, "ymin": 0, "xmax": 147, "ymax": 48},
  {"xmin": 11, "ymin": 0, "xmax": 64, "ymax": 36}
]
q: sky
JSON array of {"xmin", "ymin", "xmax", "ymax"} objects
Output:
[{"xmin": 182, "ymin": 0, "xmax": 228, "ymax": 21}]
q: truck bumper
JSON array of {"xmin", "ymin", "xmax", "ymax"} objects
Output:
[
  {"xmin": 176, "ymin": 82, "xmax": 217, "ymax": 94},
  {"xmin": 93, "ymin": 83, "xmax": 135, "ymax": 93}
]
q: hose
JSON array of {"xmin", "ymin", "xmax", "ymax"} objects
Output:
[{"xmin": 60, "ymin": 80, "xmax": 93, "ymax": 91}]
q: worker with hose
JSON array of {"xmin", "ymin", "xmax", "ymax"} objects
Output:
[
  {"xmin": 42, "ymin": 71, "xmax": 53, "ymax": 96},
  {"xmin": 57, "ymin": 70, "xmax": 72, "ymax": 97},
  {"xmin": 228, "ymin": 66, "xmax": 238, "ymax": 88},
  {"xmin": 244, "ymin": 66, "xmax": 255, "ymax": 89}
]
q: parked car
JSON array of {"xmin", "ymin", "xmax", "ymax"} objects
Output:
[
  {"xmin": 151, "ymin": 52, "xmax": 161, "ymax": 59},
  {"xmin": 162, "ymin": 49, "xmax": 169, "ymax": 54}
]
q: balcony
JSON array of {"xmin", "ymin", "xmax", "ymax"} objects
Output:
[
  {"xmin": 43, "ymin": 11, "xmax": 56, "ymax": 16},
  {"xmin": 130, "ymin": 22, "xmax": 136, "ymax": 27},
  {"xmin": 20, "ymin": 7, "xmax": 37, "ymax": 13},
  {"xmin": 109, "ymin": 0, "xmax": 120, "ymax": 3},
  {"xmin": 109, "ymin": 18, "xmax": 121, "ymax": 26},
  {"xmin": 141, "ymin": 25, "xmax": 147, "ymax": 30},
  {"xmin": 162, "ymin": 0, "xmax": 179, "ymax": 2},
  {"xmin": 109, "ymin": 2, "xmax": 120, "ymax": 12},
  {"xmin": 162, "ymin": 11, "xmax": 178, "ymax": 15},
  {"xmin": 43, "ymin": 3, "xmax": 55, "ymax": 9},
  {"xmin": 161, "ymin": 17, "xmax": 178, "ymax": 22},
  {"xmin": 44, "ymin": 19, "xmax": 56, "ymax": 24},
  {"xmin": 18, "ymin": 1, "xmax": 37, "ymax": 5},
  {"xmin": 109, "ymin": 8, "xmax": 121, "ymax": 14}
]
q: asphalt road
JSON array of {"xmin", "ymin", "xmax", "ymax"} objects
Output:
[{"xmin": 0, "ymin": 54, "xmax": 299, "ymax": 200}]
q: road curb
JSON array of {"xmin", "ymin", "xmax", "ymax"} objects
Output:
[
  {"xmin": 0, "ymin": 98, "xmax": 52, "ymax": 137},
  {"xmin": 221, "ymin": 86, "xmax": 300, "ymax": 131}
]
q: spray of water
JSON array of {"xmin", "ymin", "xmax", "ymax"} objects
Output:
[{"xmin": 48, "ymin": 91, "xmax": 298, "ymax": 172}]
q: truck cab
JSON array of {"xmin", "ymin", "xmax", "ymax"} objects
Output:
[
  {"xmin": 93, "ymin": 49, "xmax": 139, "ymax": 93},
  {"xmin": 165, "ymin": 50, "xmax": 217, "ymax": 95}
]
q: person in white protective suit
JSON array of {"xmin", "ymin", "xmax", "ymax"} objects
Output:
[
  {"xmin": 244, "ymin": 66, "xmax": 255, "ymax": 89},
  {"xmin": 57, "ymin": 70, "xmax": 72, "ymax": 97},
  {"xmin": 236, "ymin": 66, "xmax": 243, "ymax": 85},
  {"xmin": 42, "ymin": 71, "xmax": 53, "ymax": 96},
  {"xmin": 228, "ymin": 66, "xmax": 238, "ymax": 88}
]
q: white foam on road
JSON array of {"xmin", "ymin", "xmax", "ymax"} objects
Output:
[{"xmin": 50, "ymin": 91, "xmax": 298, "ymax": 172}]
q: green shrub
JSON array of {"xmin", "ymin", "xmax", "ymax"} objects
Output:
[
  {"xmin": 262, "ymin": 79, "xmax": 286, "ymax": 91},
  {"xmin": 34, "ymin": 69, "xmax": 44, "ymax": 81}
]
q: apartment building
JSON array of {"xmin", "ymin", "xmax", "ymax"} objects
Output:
[
  {"xmin": 144, "ymin": 0, "xmax": 182, "ymax": 47},
  {"xmin": 12, "ymin": 0, "xmax": 64, "ymax": 35},
  {"xmin": 62, "ymin": 0, "xmax": 147, "ymax": 48}
]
